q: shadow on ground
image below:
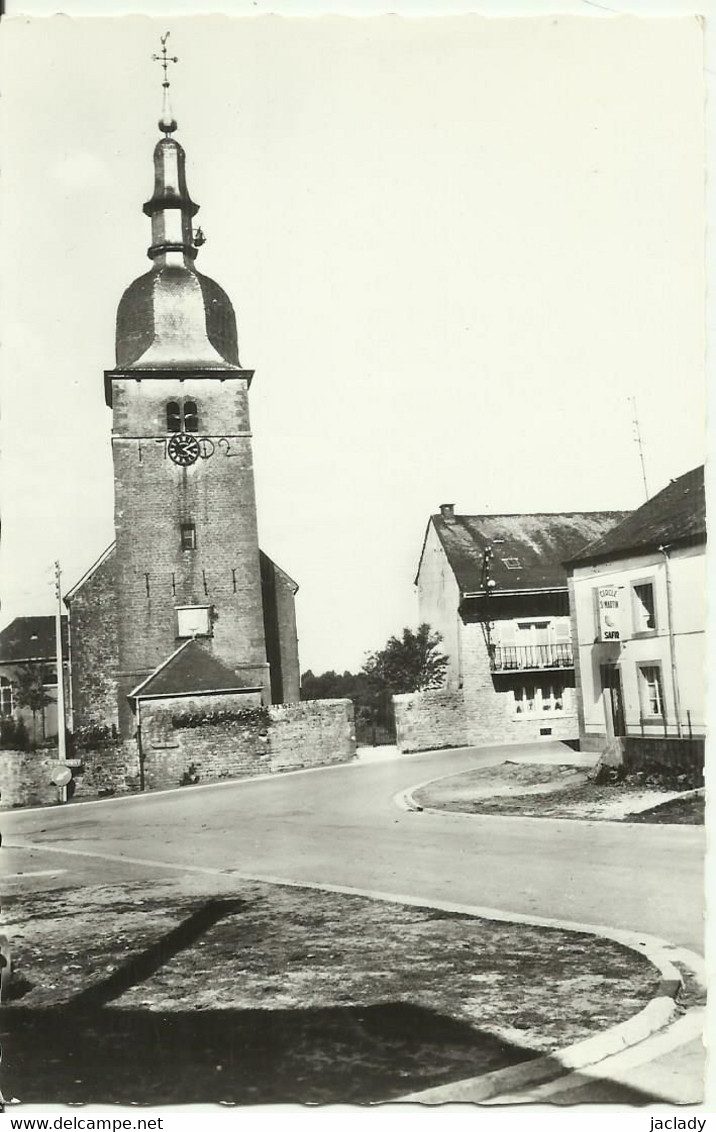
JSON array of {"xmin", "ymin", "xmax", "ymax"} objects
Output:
[
  {"xmin": 0, "ymin": 897, "xmax": 674, "ymax": 1106},
  {"xmin": 2, "ymin": 1000, "xmax": 544, "ymax": 1104}
]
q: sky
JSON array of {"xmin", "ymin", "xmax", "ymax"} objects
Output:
[{"xmin": 0, "ymin": 11, "xmax": 707, "ymax": 674}]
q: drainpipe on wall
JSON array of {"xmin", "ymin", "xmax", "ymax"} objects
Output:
[{"xmin": 659, "ymin": 544, "xmax": 683, "ymax": 739}]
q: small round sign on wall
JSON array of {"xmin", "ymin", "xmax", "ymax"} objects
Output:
[{"xmin": 50, "ymin": 765, "xmax": 73, "ymax": 788}]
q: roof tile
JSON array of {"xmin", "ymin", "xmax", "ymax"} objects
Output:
[{"xmin": 430, "ymin": 512, "xmax": 630, "ymax": 593}]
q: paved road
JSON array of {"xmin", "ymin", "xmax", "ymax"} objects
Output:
[{"xmin": 3, "ymin": 741, "xmax": 707, "ymax": 1104}]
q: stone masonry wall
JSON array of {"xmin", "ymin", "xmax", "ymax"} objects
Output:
[
  {"xmin": 0, "ymin": 750, "xmax": 59, "ymax": 808},
  {"xmin": 0, "ymin": 744, "xmax": 140, "ymax": 808},
  {"xmin": 394, "ymin": 686, "xmax": 578, "ymax": 754},
  {"xmin": 71, "ymin": 743, "xmax": 141, "ymax": 800},
  {"xmin": 141, "ymin": 697, "xmax": 355, "ymax": 791},
  {"xmin": 67, "ymin": 547, "xmax": 119, "ymax": 733},
  {"xmin": 393, "ymin": 691, "xmax": 468, "ymax": 754},
  {"xmin": 618, "ymin": 736, "xmax": 704, "ymax": 780},
  {"xmin": 1, "ymin": 701, "xmax": 355, "ymax": 807}
]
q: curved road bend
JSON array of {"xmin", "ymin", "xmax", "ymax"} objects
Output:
[{"xmin": 4, "ymin": 742, "xmax": 704, "ymax": 953}]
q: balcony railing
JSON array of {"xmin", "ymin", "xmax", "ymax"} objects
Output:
[{"xmin": 491, "ymin": 643, "xmax": 574, "ymax": 672}]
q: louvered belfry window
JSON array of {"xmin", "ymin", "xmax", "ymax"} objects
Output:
[
  {"xmin": 166, "ymin": 401, "xmax": 182, "ymax": 432},
  {"xmin": 166, "ymin": 400, "xmax": 199, "ymax": 433}
]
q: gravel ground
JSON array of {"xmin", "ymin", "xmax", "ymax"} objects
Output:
[
  {"xmin": 0, "ymin": 877, "xmax": 659, "ymax": 1105},
  {"xmin": 414, "ymin": 762, "xmax": 697, "ymax": 822}
]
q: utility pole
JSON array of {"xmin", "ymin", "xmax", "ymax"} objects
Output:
[
  {"xmin": 629, "ymin": 396, "xmax": 649, "ymax": 502},
  {"xmin": 54, "ymin": 561, "xmax": 68, "ymax": 788}
]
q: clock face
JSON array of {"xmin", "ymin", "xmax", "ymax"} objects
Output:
[{"xmin": 168, "ymin": 433, "xmax": 200, "ymax": 467}]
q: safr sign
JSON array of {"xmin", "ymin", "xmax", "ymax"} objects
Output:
[{"xmin": 598, "ymin": 585, "xmax": 622, "ymax": 641}]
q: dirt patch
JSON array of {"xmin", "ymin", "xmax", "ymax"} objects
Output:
[
  {"xmin": 1, "ymin": 878, "xmax": 659, "ymax": 1104},
  {"xmin": 627, "ymin": 793, "xmax": 704, "ymax": 825},
  {"xmin": 414, "ymin": 762, "xmax": 697, "ymax": 822}
]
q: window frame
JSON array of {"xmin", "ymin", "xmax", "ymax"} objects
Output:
[
  {"xmin": 166, "ymin": 399, "xmax": 200, "ymax": 434},
  {"xmin": 513, "ymin": 678, "xmax": 568, "ymax": 718},
  {"xmin": 0, "ymin": 677, "xmax": 14, "ymax": 718},
  {"xmin": 630, "ymin": 577, "xmax": 658, "ymax": 637},
  {"xmin": 513, "ymin": 682, "xmax": 537, "ymax": 715},
  {"xmin": 637, "ymin": 661, "xmax": 666, "ymax": 721},
  {"xmin": 166, "ymin": 401, "xmax": 182, "ymax": 433},
  {"xmin": 180, "ymin": 522, "xmax": 197, "ymax": 551},
  {"xmin": 183, "ymin": 400, "xmax": 199, "ymax": 433}
]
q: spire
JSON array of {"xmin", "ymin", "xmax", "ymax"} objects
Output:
[
  {"xmin": 110, "ymin": 34, "xmax": 242, "ymax": 375},
  {"xmin": 144, "ymin": 33, "xmax": 199, "ymax": 264},
  {"xmin": 153, "ymin": 32, "xmax": 178, "ymax": 136}
]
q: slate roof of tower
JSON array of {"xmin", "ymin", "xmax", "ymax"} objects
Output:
[
  {"xmin": 423, "ymin": 512, "xmax": 630, "ymax": 594},
  {"xmin": 129, "ymin": 639, "xmax": 260, "ymax": 699},
  {"xmin": 565, "ymin": 465, "xmax": 706, "ymax": 566},
  {"xmin": 0, "ymin": 616, "xmax": 69, "ymax": 663}
]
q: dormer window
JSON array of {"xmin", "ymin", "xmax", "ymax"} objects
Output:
[{"xmin": 166, "ymin": 400, "xmax": 199, "ymax": 433}]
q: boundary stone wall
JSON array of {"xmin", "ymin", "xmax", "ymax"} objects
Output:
[
  {"xmin": 0, "ymin": 701, "xmax": 355, "ymax": 807},
  {"xmin": 0, "ymin": 744, "xmax": 140, "ymax": 808},
  {"xmin": 394, "ymin": 688, "xmax": 578, "ymax": 754},
  {"xmin": 0, "ymin": 750, "xmax": 60, "ymax": 808},
  {"xmin": 141, "ymin": 697, "xmax": 355, "ymax": 791}
]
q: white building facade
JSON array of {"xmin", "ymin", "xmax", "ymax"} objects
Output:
[{"xmin": 567, "ymin": 467, "xmax": 706, "ymax": 751}]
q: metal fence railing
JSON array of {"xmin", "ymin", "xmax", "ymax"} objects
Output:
[{"xmin": 491, "ymin": 643, "xmax": 574, "ymax": 672}]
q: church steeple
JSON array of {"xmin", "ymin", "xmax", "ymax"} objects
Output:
[
  {"xmin": 144, "ymin": 34, "xmax": 199, "ymax": 266},
  {"xmin": 143, "ymin": 136, "xmax": 200, "ymax": 265},
  {"xmin": 109, "ymin": 34, "xmax": 241, "ymax": 377}
]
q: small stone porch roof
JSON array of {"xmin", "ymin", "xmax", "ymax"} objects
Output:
[{"xmin": 129, "ymin": 639, "xmax": 259, "ymax": 700}]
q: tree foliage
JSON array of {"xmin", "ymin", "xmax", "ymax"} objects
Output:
[
  {"xmin": 12, "ymin": 663, "xmax": 54, "ymax": 747},
  {"xmin": 300, "ymin": 625, "xmax": 448, "ymax": 746},
  {"xmin": 362, "ymin": 623, "xmax": 448, "ymax": 695}
]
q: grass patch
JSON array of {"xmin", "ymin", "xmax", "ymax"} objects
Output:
[{"xmin": 1, "ymin": 878, "xmax": 659, "ymax": 1104}]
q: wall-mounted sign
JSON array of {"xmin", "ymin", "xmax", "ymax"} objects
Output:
[{"xmin": 597, "ymin": 585, "xmax": 622, "ymax": 641}]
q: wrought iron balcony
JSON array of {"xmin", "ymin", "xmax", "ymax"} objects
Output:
[{"xmin": 490, "ymin": 643, "xmax": 574, "ymax": 672}]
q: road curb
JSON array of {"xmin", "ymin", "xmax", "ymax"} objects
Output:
[
  {"xmin": 8, "ymin": 805, "xmax": 704, "ymax": 1105},
  {"xmin": 396, "ymin": 928, "xmax": 703, "ymax": 1105},
  {"xmin": 394, "ymin": 779, "xmax": 705, "ymax": 826},
  {"xmin": 398, "ymin": 994, "xmax": 680, "ymax": 1104}
]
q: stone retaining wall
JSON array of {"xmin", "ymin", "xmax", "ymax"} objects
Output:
[
  {"xmin": 0, "ymin": 750, "xmax": 60, "ymax": 808},
  {"xmin": 0, "ymin": 700, "xmax": 355, "ymax": 808},
  {"xmin": 72, "ymin": 743, "xmax": 141, "ymax": 800},
  {"xmin": 0, "ymin": 744, "xmax": 140, "ymax": 808},
  {"xmin": 141, "ymin": 697, "xmax": 355, "ymax": 792},
  {"xmin": 622, "ymin": 736, "xmax": 704, "ymax": 781},
  {"xmin": 393, "ymin": 688, "xmax": 578, "ymax": 754}
]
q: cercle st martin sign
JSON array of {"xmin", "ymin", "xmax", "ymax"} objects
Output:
[{"xmin": 597, "ymin": 585, "xmax": 624, "ymax": 642}]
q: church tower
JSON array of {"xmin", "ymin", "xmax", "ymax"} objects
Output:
[{"xmin": 104, "ymin": 48, "xmax": 272, "ymax": 736}]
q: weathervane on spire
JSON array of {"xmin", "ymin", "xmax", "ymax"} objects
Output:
[{"xmin": 153, "ymin": 32, "xmax": 179, "ymax": 135}]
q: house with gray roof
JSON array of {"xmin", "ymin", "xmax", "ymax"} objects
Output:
[
  {"xmin": 394, "ymin": 504, "xmax": 628, "ymax": 752},
  {"xmin": 565, "ymin": 465, "xmax": 705, "ymax": 754},
  {"xmin": 0, "ymin": 616, "xmax": 70, "ymax": 741}
]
